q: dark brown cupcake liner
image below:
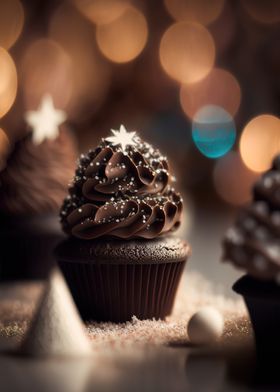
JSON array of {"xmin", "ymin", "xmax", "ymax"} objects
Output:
[
  {"xmin": 58, "ymin": 259, "xmax": 186, "ymax": 322},
  {"xmin": 233, "ymin": 275, "xmax": 280, "ymax": 357}
]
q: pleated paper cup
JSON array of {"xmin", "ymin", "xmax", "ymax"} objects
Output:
[{"xmin": 55, "ymin": 237, "xmax": 190, "ymax": 322}]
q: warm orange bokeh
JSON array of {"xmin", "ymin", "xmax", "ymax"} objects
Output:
[
  {"xmin": 164, "ymin": 0, "xmax": 224, "ymax": 25},
  {"xmin": 0, "ymin": 48, "xmax": 17, "ymax": 118},
  {"xmin": 20, "ymin": 39, "xmax": 73, "ymax": 110},
  {"xmin": 0, "ymin": 0, "xmax": 24, "ymax": 49},
  {"xmin": 159, "ymin": 22, "xmax": 215, "ymax": 84},
  {"xmin": 96, "ymin": 6, "xmax": 148, "ymax": 63},
  {"xmin": 49, "ymin": 2, "xmax": 111, "ymax": 119},
  {"xmin": 213, "ymin": 151, "xmax": 259, "ymax": 206},
  {"xmin": 0, "ymin": 128, "xmax": 11, "ymax": 170},
  {"xmin": 74, "ymin": 0, "xmax": 130, "ymax": 25},
  {"xmin": 240, "ymin": 114, "xmax": 280, "ymax": 173},
  {"xmin": 180, "ymin": 68, "xmax": 241, "ymax": 119}
]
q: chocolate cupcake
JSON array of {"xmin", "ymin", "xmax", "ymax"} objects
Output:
[
  {"xmin": 56, "ymin": 125, "xmax": 190, "ymax": 322},
  {"xmin": 0, "ymin": 96, "xmax": 77, "ymax": 280},
  {"xmin": 223, "ymin": 155, "xmax": 280, "ymax": 356},
  {"xmin": 0, "ymin": 128, "xmax": 76, "ymax": 216}
]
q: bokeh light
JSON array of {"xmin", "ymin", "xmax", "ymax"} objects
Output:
[
  {"xmin": 0, "ymin": 0, "xmax": 24, "ymax": 49},
  {"xmin": 0, "ymin": 128, "xmax": 11, "ymax": 171},
  {"xmin": 0, "ymin": 48, "xmax": 17, "ymax": 118},
  {"xmin": 180, "ymin": 68, "xmax": 241, "ymax": 120},
  {"xmin": 74, "ymin": 0, "xmax": 130, "ymax": 25},
  {"xmin": 20, "ymin": 39, "xmax": 72, "ymax": 109},
  {"xmin": 164, "ymin": 0, "xmax": 224, "ymax": 26},
  {"xmin": 241, "ymin": 0, "xmax": 280, "ymax": 24},
  {"xmin": 192, "ymin": 105, "xmax": 236, "ymax": 159},
  {"xmin": 240, "ymin": 115, "xmax": 280, "ymax": 173},
  {"xmin": 96, "ymin": 6, "xmax": 148, "ymax": 63},
  {"xmin": 213, "ymin": 151, "xmax": 259, "ymax": 206},
  {"xmin": 159, "ymin": 22, "xmax": 215, "ymax": 84},
  {"xmin": 49, "ymin": 2, "xmax": 111, "ymax": 119}
]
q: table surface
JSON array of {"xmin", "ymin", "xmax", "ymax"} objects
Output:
[
  {"xmin": 0, "ymin": 324, "xmax": 272, "ymax": 392},
  {"xmin": 0, "ymin": 206, "xmax": 276, "ymax": 392}
]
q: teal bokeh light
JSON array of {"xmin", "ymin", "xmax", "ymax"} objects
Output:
[{"xmin": 192, "ymin": 105, "xmax": 236, "ymax": 159}]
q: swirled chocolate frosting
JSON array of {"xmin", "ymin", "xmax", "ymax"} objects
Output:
[
  {"xmin": 0, "ymin": 128, "xmax": 77, "ymax": 216},
  {"xmin": 223, "ymin": 155, "xmax": 280, "ymax": 282},
  {"xmin": 60, "ymin": 127, "xmax": 183, "ymax": 239}
]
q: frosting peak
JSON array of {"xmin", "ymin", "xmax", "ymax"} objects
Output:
[
  {"xmin": 60, "ymin": 127, "xmax": 183, "ymax": 239},
  {"xmin": 223, "ymin": 154, "xmax": 280, "ymax": 281}
]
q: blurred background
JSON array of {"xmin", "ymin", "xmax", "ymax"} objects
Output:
[{"xmin": 0, "ymin": 0, "xmax": 280, "ymax": 292}]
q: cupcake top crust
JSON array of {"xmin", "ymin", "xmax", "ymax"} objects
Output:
[
  {"xmin": 223, "ymin": 155, "xmax": 280, "ymax": 282},
  {"xmin": 60, "ymin": 125, "xmax": 183, "ymax": 240}
]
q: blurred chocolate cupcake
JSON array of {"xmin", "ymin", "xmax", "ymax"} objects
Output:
[
  {"xmin": 56, "ymin": 125, "xmax": 190, "ymax": 322},
  {"xmin": 0, "ymin": 128, "xmax": 76, "ymax": 216},
  {"xmin": 0, "ymin": 96, "xmax": 77, "ymax": 280},
  {"xmin": 223, "ymin": 155, "xmax": 280, "ymax": 356}
]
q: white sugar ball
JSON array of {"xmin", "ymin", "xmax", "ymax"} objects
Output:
[{"xmin": 187, "ymin": 307, "xmax": 224, "ymax": 345}]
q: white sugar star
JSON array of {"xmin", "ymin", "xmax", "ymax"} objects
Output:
[
  {"xmin": 106, "ymin": 125, "xmax": 137, "ymax": 151},
  {"xmin": 25, "ymin": 94, "xmax": 67, "ymax": 145}
]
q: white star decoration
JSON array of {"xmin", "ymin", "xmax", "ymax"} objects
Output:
[
  {"xmin": 106, "ymin": 125, "xmax": 137, "ymax": 151},
  {"xmin": 25, "ymin": 94, "xmax": 67, "ymax": 145}
]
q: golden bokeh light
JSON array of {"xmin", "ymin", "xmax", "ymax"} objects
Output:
[
  {"xmin": 96, "ymin": 6, "xmax": 148, "ymax": 63},
  {"xmin": 164, "ymin": 0, "xmax": 224, "ymax": 26},
  {"xmin": 49, "ymin": 3, "xmax": 111, "ymax": 119},
  {"xmin": 20, "ymin": 39, "xmax": 73, "ymax": 109},
  {"xmin": 240, "ymin": 115, "xmax": 280, "ymax": 173},
  {"xmin": 159, "ymin": 22, "xmax": 215, "ymax": 84},
  {"xmin": 180, "ymin": 68, "xmax": 241, "ymax": 119},
  {"xmin": 74, "ymin": 0, "xmax": 130, "ymax": 25},
  {"xmin": 241, "ymin": 0, "xmax": 280, "ymax": 24},
  {"xmin": 0, "ymin": 128, "xmax": 11, "ymax": 171},
  {"xmin": 0, "ymin": 0, "xmax": 24, "ymax": 49},
  {"xmin": 0, "ymin": 48, "xmax": 17, "ymax": 118},
  {"xmin": 213, "ymin": 151, "xmax": 259, "ymax": 206}
]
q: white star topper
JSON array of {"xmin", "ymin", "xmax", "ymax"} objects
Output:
[
  {"xmin": 106, "ymin": 125, "xmax": 137, "ymax": 151},
  {"xmin": 25, "ymin": 94, "xmax": 67, "ymax": 145}
]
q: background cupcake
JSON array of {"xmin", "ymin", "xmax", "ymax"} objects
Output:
[
  {"xmin": 56, "ymin": 125, "xmax": 190, "ymax": 322},
  {"xmin": 0, "ymin": 95, "xmax": 77, "ymax": 280},
  {"xmin": 223, "ymin": 154, "xmax": 280, "ymax": 356}
]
